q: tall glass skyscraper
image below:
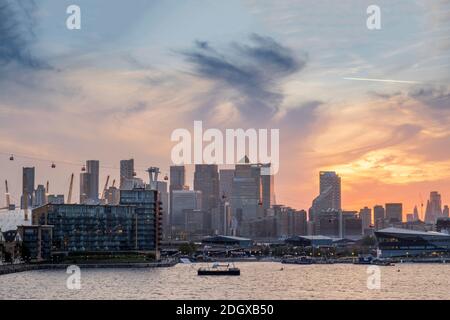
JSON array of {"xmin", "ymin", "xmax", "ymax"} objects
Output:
[
  {"xmin": 310, "ymin": 171, "xmax": 341, "ymax": 223},
  {"xmin": 194, "ymin": 164, "xmax": 219, "ymax": 231}
]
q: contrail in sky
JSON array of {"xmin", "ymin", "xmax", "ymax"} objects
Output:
[{"xmin": 343, "ymin": 77, "xmax": 421, "ymax": 84}]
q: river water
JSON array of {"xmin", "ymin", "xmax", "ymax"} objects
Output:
[{"xmin": 1, "ymin": 262, "xmax": 449, "ymax": 300}]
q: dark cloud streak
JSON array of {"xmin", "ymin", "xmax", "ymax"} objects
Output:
[
  {"xmin": 0, "ymin": 0, "xmax": 47, "ymax": 70},
  {"xmin": 181, "ymin": 34, "xmax": 307, "ymax": 121}
]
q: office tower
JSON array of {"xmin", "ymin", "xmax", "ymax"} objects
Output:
[
  {"xmin": 169, "ymin": 165, "xmax": 185, "ymax": 232},
  {"xmin": 171, "ymin": 190, "xmax": 202, "ymax": 234},
  {"xmin": 260, "ymin": 163, "xmax": 275, "ymax": 210},
  {"xmin": 231, "ymin": 161, "xmax": 264, "ymax": 223},
  {"xmin": 386, "ymin": 203, "xmax": 403, "ymax": 223},
  {"xmin": 413, "ymin": 205, "xmax": 420, "ymax": 221},
  {"xmin": 373, "ymin": 205, "xmax": 385, "ymax": 230},
  {"xmin": 194, "ymin": 164, "xmax": 219, "ymax": 231},
  {"xmin": 359, "ymin": 206, "xmax": 372, "ymax": 234},
  {"xmin": 219, "ymin": 169, "xmax": 234, "ymax": 200},
  {"xmin": 342, "ymin": 211, "xmax": 362, "ymax": 239},
  {"xmin": 170, "ymin": 165, "xmax": 185, "ymax": 190},
  {"xmin": 319, "ymin": 171, "xmax": 341, "ymax": 210},
  {"xmin": 156, "ymin": 181, "xmax": 169, "ymax": 239},
  {"xmin": 21, "ymin": 167, "xmax": 35, "ymax": 209},
  {"xmin": 120, "ymin": 159, "xmax": 134, "ymax": 189},
  {"xmin": 86, "ymin": 160, "xmax": 99, "ymax": 201},
  {"xmin": 184, "ymin": 209, "xmax": 206, "ymax": 239},
  {"xmin": 406, "ymin": 214, "xmax": 414, "ymax": 222},
  {"xmin": 34, "ymin": 185, "xmax": 47, "ymax": 208},
  {"xmin": 425, "ymin": 191, "xmax": 443, "ymax": 223},
  {"xmin": 310, "ymin": 171, "xmax": 341, "ymax": 223},
  {"xmin": 444, "ymin": 205, "xmax": 449, "ymax": 218},
  {"xmin": 316, "ymin": 209, "xmax": 341, "ymax": 237},
  {"xmin": 290, "ymin": 209, "xmax": 307, "ymax": 236},
  {"xmin": 79, "ymin": 172, "xmax": 91, "ymax": 204}
]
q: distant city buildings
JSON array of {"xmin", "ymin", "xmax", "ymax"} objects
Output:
[
  {"xmin": 425, "ymin": 191, "xmax": 443, "ymax": 223},
  {"xmin": 194, "ymin": 164, "xmax": 220, "ymax": 232},
  {"xmin": 373, "ymin": 205, "xmax": 385, "ymax": 230},
  {"xmin": 359, "ymin": 206, "xmax": 372, "ymax": 234},
  {"xmin": 310, "ymin": 171, "xmax": 341, "ymax": 223},
  {"xmin": 219, "ymin": 169, "xmax": 234, "ymax": 200},
  {"xmin": 80, "ymin": 160, "xmax": 100, "ymax": 204},
  {"xmin": 230, "ymin": 159, "xmax": 274, "ymax": 231},
  {"xmin": 386, "ymin": 203, "xmax": 403, "ymax": 223},
  {"xmin": 120, "ymin": 159, "xmax": 134, "ymax": 189},
  {"xmin": 4, "ymin": 157, "xmax": 450, "ymax": 260},
  {"xmin": 21, "ymin": 167, "xmax": 35, "ymax": 209},
  {"xmin": 171, "ymin": 190, "xmax": 202, "ymax": 238}
]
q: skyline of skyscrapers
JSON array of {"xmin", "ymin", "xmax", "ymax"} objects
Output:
[{"xmin": 5, "ymin": 158, "xmax": 449, "ymax": 241}]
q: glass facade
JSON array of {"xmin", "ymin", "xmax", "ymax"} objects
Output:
[
  {"xmin": 33, "ymin": 188, "xmax": 161, "ymax": 253},
  {"xmin": 375, "ymin": 228, "xmax": 450, "ymax": 257}
]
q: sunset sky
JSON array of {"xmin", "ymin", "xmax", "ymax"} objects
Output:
[{"xmin": 1, "ymin": 0, "xmax": 449, "ymax": 217}]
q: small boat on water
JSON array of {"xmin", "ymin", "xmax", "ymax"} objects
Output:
[
  {"xmin": 281, "ymin": 256, "xmax": 313, "ymax": 265},
  {"xmin": 372, "ymin": 260, "xmax": 395, "ymax": 266},
  {"xmin": 353, "ymin": 255, "xmax": 373, "ymax": 265},
  {"xmin": 197, "ymin": 262, "xmax": 240, "ymax": 276}
]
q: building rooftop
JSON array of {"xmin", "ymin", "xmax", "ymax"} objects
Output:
[
  {"xmin": 377, "ymin": 227, "xmax": 450, "ymax": 237},
  {"xmin": 0, "ymin": 209, "xmax": 32, "ymax": 232},
  {"xmin": 203, "ymin": 235, "xmax": 252, "ymax": 242}
]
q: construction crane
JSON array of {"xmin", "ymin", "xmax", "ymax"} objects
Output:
[
  {"xmin": 111, "ymin": 179, "xmax": 116, "ymax": 188},
  {"xmin": 101, "ymin": 175, "xmax": 110, "ymax": 201},
  {"xmin": 67, "ymin": 173, "xmax": 74, "ymax": 204}
]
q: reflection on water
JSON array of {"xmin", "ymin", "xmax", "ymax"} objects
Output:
[{"xmin": 1, "ymin": 262, "xmax": 449, "ymax": 300}]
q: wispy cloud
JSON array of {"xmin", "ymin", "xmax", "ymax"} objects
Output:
[{"xmin": 0, "ymin": 0, "xmax": 47, "ymax": 70}]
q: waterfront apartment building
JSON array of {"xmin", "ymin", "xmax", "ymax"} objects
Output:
[
  {"xmin": 32, "ymin": 187, "xmax": 162, "ymax": 256},
  {"xmin": 156, "ymin": 181, "xmax": 169, "ymax": 239},
  {"xmin": 17, "ymin": 225, "xmax": 53, "ymax": 262}
]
